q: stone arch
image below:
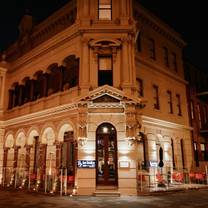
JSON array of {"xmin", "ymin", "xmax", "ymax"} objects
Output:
[
  {"xmin": 15, "ymin": 131, "xmax": 26, "ymax": 147},
  {"xmin": 89, "ymin": 38, "xmax": 121, "ymax": 47},
  {"xmin": 4, "ymin": 133, "xmax": 14, "ymax": 148},
  {"xmin": 27, "ymin": 127, "xmax": 40, "ymax": 145},
  {"xmin": 57, "ymin": 122, "xmax": 74, "ymax": 142},
  {"xmin": 41, "ymin": 126, "xmax": 56, "ymax": 145}
]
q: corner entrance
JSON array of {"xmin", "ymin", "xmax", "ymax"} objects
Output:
[{"xmin": 96, "ymin": 123, "xmax": 118, "ymax": 186}]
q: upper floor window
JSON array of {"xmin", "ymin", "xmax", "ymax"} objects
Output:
[
  {"xmin": 136, "ymin": 78, "xmax": 143, "ymax": 97},
  {"xmin": 203, "ymin": 105, "xmax": 208, "ymax": 125},
  {"xmin": 148, "ymin": 38, "xmax": 156, "ymax": 60},
  {"xmin": 171, "ymin": 52, "xmax": 177, "ymax": 72},
  {"xmin": 190, "ymin": 100, "xmax": 195, "ymax": 120},
  {"xmin": 167, "ymin": 90, "xmax": 173, "ymax": 114},
  {"xmin": 176, "ymin": 94, "xmax": 182, "ymax": 116},
  {"xmin": 136, "ymin": 31, "xmax": 142, "ymax": 52},
  {"xmin": 98, "ymin": 0, "xmax": 112, "ymax": 20},
  {"xmin": 162, "ymin": 47, "xmax": 169, "ymax": 67},
  {"xmin": 98, "ymin": 55, "xmax": 113, "ymax": 86},
  {"xmin": 197, "ymin": 103, "xmax": 202, "ymax": 128},
  {"xmin": 153, "ymin": 85, "xmax": 160, "ymax": 110}
]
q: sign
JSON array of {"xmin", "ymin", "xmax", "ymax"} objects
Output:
[
  {"xmin": 149, "ymin": 161, "xmax": 158, "ymax": 168},
  {"xmin": 119, "ymin": 161, "xmax": 130, "ymax": 168},
  {"xmin": 77, "ymin": 160, "xmax": 96, "ymax": 168}
]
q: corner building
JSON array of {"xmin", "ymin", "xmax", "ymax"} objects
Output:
[{"xmin": 0, "ymin": 0, "xmax": 192, "ymax": 195}]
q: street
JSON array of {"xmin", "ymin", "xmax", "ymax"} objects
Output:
[{"xmin": 0, "ymin": 189, "xmax": 208, "ymax": 208}]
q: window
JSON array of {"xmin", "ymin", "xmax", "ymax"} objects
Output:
[
  {"xmin": 148, "ymin": 38, "xmax": 155, "ymax": 60},
  {"xmin": 171, "ymin": 52, "xmax": 177, "ymax": 72},
  {"xmin": 153, "ymin": 85, "xmax": 159, "ymax": 110},
  {"xmin": 98, "ymin": 56, "xmax": 113, "ymax": 86},
  {"xmin": 171, "ymin": 139, "xmax": 175, "ymax": 169},
  {"xmin": 98, "ymin": 0, "xmax": 112, "ymax": 20},
  {"xmin": 167, "ymin": 90, "xmax": 173, "ymax": 114},
  {"xmin": 176, "ymin": 94, "xmax": 182, "ymax": 116},
  {"xmin": 136, "ymin": 31, "xmax": 142, "ymax": 52},
  {"xmin": 180, "ymin": 139, "xmax": 185, "ymax": 169},
  {"xmin": 200, "ymin": 143, "xmax": 206, "ymax": 161},
  {"xmin": 193, "ymin": 141, "xmax": 199, "ymax": 166},
  {"xmin": 163, "ymin": 47, "xmax": 169, "ymax": 67},
  {"xmin": 190, "ymin": 100, "xmax": 195, "ymax": 119},
  {"xmin": 197, "ymin": 103, "xmax": 202, "ymax": 128},
  {"xmin": 136, "ymin": 78, "xmax": 143, "ymax": 97}
]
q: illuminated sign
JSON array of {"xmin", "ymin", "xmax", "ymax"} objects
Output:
[
  {"xmin": 149, "ymin": 161, "xmax": 158, "ymax": 168},
  {"xmin": 119, "ymin": 161, "xmax": 130, "ymax": 168},
  {"xmin": 77, "ymin": 160, "xmax": 96, "ymax": 168}
]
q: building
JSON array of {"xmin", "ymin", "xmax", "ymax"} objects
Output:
[
  {"xmin": 184, "ymin": 61, "xmax": 208, "ymax": 171},
  {"xmin": 0, "ymin": 0, "xmax": 193, "ymax": 195}
]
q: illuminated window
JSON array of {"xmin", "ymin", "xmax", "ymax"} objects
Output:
[
  {"xmin": 176, "ymin": 94, "xmax": 182, "ymax": 116},
  {"xmin": 167, "ymin": 90, "xmax": 173, "ymax": 114},
  {"xmin": 163, "ymin": 47, "xmax": 169, "ymax": 67},
  {"xmin": 171, "ymin": 52, "xmax": 177, "ymax": 72},
  {"xmin": 153, "ymin": 85, "xmax": 159, "ymax": 110},
  {"xmin": 180, "ymin": 139, "xmax": 185, "ymax": 168},
  {"xmin": 190, "ymin": 100, "xmax": 195, "ymax": 119},
  {"xmin": 200, "ymin": 143, "xmax": 206, "ymax": 161},
  {"xmin": 98, "ymin": 56, "xmax": 113, "ymax": 86},
  {"xmin": 98, "ymin": 0, "xmax": 112, "ymax": 20},
  {"xmin": 148, "ymin": 38, "xmax": 155, "ymax": 60},
  {"xmin": 136, "ymin": 78, "xmax": 143, "ymax": 97}
]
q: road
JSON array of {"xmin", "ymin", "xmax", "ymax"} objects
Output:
[{"xmin": 0, "ymin": 189, "xmax": 208, "ymax": 208}]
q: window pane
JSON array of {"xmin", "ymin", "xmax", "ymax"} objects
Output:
[
  {"xmin": 99, "ymin": 57, "xmax": 112, "ymax": 70},
  {"xmin": 99, "ymin": 10, "xmax": 111, "ymax": 20}
]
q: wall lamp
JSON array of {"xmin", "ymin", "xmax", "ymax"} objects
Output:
[{"xmin": 78, "ymin": 137, "xmax": 88, "ymax": 147}]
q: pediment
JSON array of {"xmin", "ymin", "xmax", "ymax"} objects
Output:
[
  {"xmin": 93, "ymin": 94, "xmax": 120, "ymax": 103},
  {"xmin": 76, "ymin": 85, "xmax": 145, "ymax": 107}
]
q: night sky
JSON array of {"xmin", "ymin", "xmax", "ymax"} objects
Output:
[{"xmin": 0, "ymin": 0, "xmax": 207, "ymax": 72}]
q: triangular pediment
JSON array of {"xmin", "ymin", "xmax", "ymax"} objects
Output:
[
  {"xmin": 93, "ymin": 94, "xmax": 120, "ymax": 103},
  {"xmin": 75, "ymin": 85, "xmax": 145, "ymax": 107}
]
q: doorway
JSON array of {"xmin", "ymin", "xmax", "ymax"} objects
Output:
[{"xmin": 96, "ymin": 123, "xmax": 118, "ymax": 186}]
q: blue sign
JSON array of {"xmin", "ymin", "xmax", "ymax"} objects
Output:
[{"xmin": 77, "ymin": 160, "xmax": 96, "ymax": 168}]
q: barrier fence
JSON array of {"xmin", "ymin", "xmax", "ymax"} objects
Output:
[
  {"xmin": 0, "ymin": 167, "xmax": 76, "ymax": 196},
  {"xmin": 137, "ymin": 168, "xmax": 208, "ymax": 192}
]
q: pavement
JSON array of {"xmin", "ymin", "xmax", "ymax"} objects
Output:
[{"xmin": 1, "ymin": 188, "xmax": 208, "ymax": 208}]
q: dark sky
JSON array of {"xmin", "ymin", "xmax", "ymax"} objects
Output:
[{"xmin": 0, "ymin": 0, "xmax": 207, "ymax": 72}]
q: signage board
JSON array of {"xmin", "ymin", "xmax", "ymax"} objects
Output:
[
  {"xmin": 119, "ymin": 161, "xmax": 130, "ymax": 168},
  {"xmin": 77, "ymin": 160, "xmax": 96, "ymax": 168},
  {"xmin": 149, "ymin": 160, "xmax": 158, "ymax": 168}
]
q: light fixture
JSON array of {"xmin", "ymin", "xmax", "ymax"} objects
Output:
[
  {"xmin": 127, "ymin": 132, "xmax": 145, "ymax": 146},
  {"xmin": 78, "ymin": 137, "xmax": 88, "ymax": 146},
  {"xmin": 103, "ymin": 127, "xmax": 108, "ymax": 133}
]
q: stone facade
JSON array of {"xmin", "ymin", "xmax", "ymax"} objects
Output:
[{"xmin": 0, "ymin": 0, "xmax": 193, "ymax": 195}]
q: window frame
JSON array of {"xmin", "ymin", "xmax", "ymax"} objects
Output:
[
  {"xmin": 167, "ymin": 90, "xmax": 173, "ymax": 114},
  {"xmin": 148, "ymin": 38, "xmax": 156, "ymax": 60},
  {"xmin": 176, "ymin": 94, "xmax": 182, "ymax": 116},
  {"xmin": 136, "ymin": 78, "xmax": 144, "ymax": 97},
  {"xmin": 153, "ymin": 84, "xmax": 160, "ymax": 110},
  {"xmin": 98, "ymin": 0, "xmax": 112, "ymax": 20}
]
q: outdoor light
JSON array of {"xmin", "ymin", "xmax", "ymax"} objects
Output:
[
  {"xmin": 103, "ymin": 127, "xmax": 108, "ymax": 133},
  {"xmin": 78, "ymin": 137, "xmax": 88, "ymax": 146}
]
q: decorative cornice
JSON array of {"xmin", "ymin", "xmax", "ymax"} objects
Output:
[
  {"xmin": 4, "ymin": 102, "xmax": 77, "ymax": 127},
  {"xmin": 141, "ymin": 115, "xmax": 193, "ymax": 131},
  {"xmin": 133, "ymin": 3, "xmax": 186, "ymax": 48}
]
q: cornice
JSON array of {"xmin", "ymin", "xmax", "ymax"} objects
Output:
[
  {"xmin": 135, "ymin": 55, "xmax": 188, "ymax": 85},
  {"xmin": 8, "ymin": 23, "xmax": 80, "ymax": 73},
  {"xmin": 141, "ymin": 115, "xmax": 193, "ymax": 131},
  {"xmin": 134, "ymin": 3, "xmax": 186, "ymax": 48},
  {"xmin": 4, "ymin": 102, "xmax": 77, "ymax": 127}
]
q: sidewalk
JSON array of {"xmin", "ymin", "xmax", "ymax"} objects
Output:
[{"xmin": 138, "ymin": 183, "xmax": 208, "ymax": 195}]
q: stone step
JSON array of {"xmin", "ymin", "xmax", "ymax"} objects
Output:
[{"xmin": 93, "ymin": 190, "xmax": 120, "ymax": 197}]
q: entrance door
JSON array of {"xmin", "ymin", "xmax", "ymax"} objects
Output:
[{"xmin": 96, "ymin": 123, "xmax": 118, "ymax": 186}]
